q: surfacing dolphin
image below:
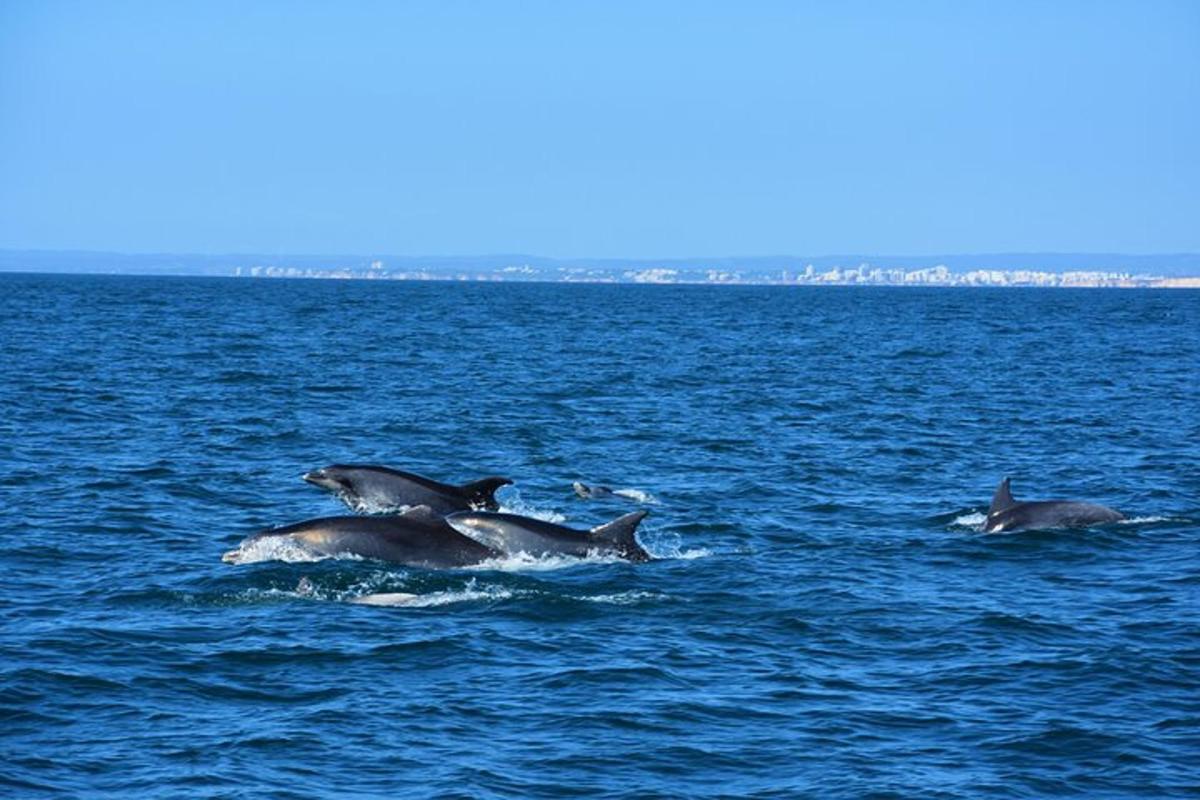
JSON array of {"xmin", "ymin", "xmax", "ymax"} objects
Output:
[
  {"xmin": 572, "ymin": 481, "xmax": 647, "ymax": 502},
  {"xmin": 223, "ymin": 506, "xmax": 501, "ymax": 568},
  {"xmin": 303, "ymin": 464, "xmax": 511, "ymax": 515},
  {"xmin": 573, "ymin": 481, "xmax": 618, "ymax": 499},
  {"xmin": 446, "ymin": 509, "xmax": 651, "ymax": 562},
  {"xmin": 983, "ymin": 477, "xmax": 1124, "ymax": 533}
]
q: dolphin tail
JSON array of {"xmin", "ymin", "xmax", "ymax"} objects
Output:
[
  {"xmin": 988, "ymin": 477, "xmax": 1017, "ymax": 516},
  {"xmin": 590, "ymin": 510, "xmax": 651, "ymax": 562},
  {"xmin": 461, "ymin": 477, "xmax": 513, "ymax": 510}
]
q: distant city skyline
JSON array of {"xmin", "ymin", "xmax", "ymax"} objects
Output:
[
  {"xmin": 2, "ymin": 2, "xmax": 1198, "ymax": 256},
  {"xmin": 229, "ymin": 262, "xmax": 1200, "ymax": 289},
  {"xmin": 3, "ymin": 248, "xmax": 1199, "ymax": 287}
]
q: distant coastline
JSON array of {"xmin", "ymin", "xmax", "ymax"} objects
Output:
[{"xmin": 2, "ymin": 249, "xmax": 1199, "ymax": 288}]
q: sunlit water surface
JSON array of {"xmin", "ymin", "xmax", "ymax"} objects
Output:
[{"xmin": 1, "ymin": 275, "xmax": 1197, "ymax": 798}]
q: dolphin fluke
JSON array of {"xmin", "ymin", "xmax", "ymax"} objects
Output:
[
  {"xmin": 989, "ymin": 477, "xmax": 1017, "ymax": 516},
  {"xmin": 590, "ymin": 510, "xmax": 650, "ymax": 562}
]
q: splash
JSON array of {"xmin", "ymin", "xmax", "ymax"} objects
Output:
[
  {"xmin": 465, "ymin": 550, "xmax": 628, "ymax": 573},
  {"xmin": 221, "ymin": 536, "xmax": 344, "ymax": 565},
  {"xmin": 951, "ymin": 512, "xmax": 987, "ymax": 529},
  {"xmin": 611, "ymin": 488, "xmax": 658, "ymax": 504},
  {"xmin": 667, "ymin": 547, "xmax": 713, "ymax": 560},
  {"xmin": 342, "ymin": 496, "xmax": 414, "ymax": 515},
  {"xmin": 638, "ymin": 525, "xmax": 710, "ymax": 560}
]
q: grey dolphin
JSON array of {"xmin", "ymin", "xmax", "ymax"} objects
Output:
[
  {"xmin": 572, "ymin": 481, "xmax": 645, "ymax": 502},
  {"xmin": 446, "ymin": 509, "xmax": 651, "ymax": 562},
  {"xmin": 223, "ymin": 506, "xmax": 501, "ymax": 568},
  {"xmin": 303, "ymin": 464, "xmax": 511, "ymax": 515},
  {"xmin": 983, "ymin": 477, "xmax": 1124, "ymax": 533},
  {"xmin": 573, "ymin": 481, "xmax": 615, "ymax": 499}
]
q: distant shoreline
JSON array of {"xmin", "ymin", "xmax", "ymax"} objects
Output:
[
  {"xmin": 3, "ymin": 249, "xmax": 1200, "ymax": 287},
  {"xmin": 3, "ymin": 269, "xmax": 1198, "ymax": 289}
]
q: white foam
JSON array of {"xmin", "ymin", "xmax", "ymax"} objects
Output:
[
  {"xmin": 1118, "ymin": 515, "xmax": 1179, "ymax": 525},
  {"xmin": 222, "ymin": 536, "xmax": 342, "ymax": 565},
  {"xmin": 611, "ymin": 488, "xmax": 658, "ymax": 504},
  {"xmin": 578, "ymin": 590, "xmax": 663, "ymax": 605},
  {"xmin": 344, "ymin": 497, "xmax": 413, "ymax": 515},
  {"xmin": 464, "ymin": 550, "xmax": 627, "ymax": 573},
  {"xmin": 348, "ymin": 579, "xmax": 514, "ymax": 608},
  {"xmin": 951, "ymin": 512, "xmax": 987, "ymax": 529},
  {"xmin": 667, "ymin": 547, "xmax": 712, "ymax": 560},
  {"xmin": 638, "ymin": 526, "xmax": 711, "ymax": 560}
]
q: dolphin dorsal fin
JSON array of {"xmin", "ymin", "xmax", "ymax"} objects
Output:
[
  {"xmin": 589, "ymin": 510, "xmax": 648, "ymax": 544},
  {"xmin": 988, "ymin": 477, "xmax": 1016, "ymax": 515},
  {"xmin": 460, "ymin": 477, "xmax": 513, "ymax": 510},
  {"xmin": 589, "ymin": 510, "xmax": 651, "ymax": 562}
]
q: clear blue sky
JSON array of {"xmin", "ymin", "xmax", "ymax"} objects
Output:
[{"xmin": 1, "ymin": 1, "xmax": 1197, "ymax": 257}]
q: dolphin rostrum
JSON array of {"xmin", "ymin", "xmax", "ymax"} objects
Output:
[
  {"xmin": 983, "ymin": 477, "xmax": 1124, "ymax": 533},
  {"xmin": 223, "ymin": 505, "xmax": 501, "ymax": 568},
  {"xmin": 303, "ymin": 464, "xmax": 511, "ymax": 515},
  {"xmin": 446, "ymin": 509, "xmax": 651, "ymax": 562}
]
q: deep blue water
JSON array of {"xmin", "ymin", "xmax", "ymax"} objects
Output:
[{"xmin": 2, "ymin": 274, "xmax": 1198, "ymax": 799}]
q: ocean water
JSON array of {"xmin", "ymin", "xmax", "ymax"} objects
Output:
[{"xmin": 1, "ymin": 273, "xmax": 1198, "ymax": 799}]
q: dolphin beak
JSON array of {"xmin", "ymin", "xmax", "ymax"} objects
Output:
[{"xmin": 302, "ymin": 470, "xmax": 344, "ymax": 492}]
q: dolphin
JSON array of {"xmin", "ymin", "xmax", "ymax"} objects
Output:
[
  {"xmin": 573, "ymin": 481, "xmax": 616, "ymax": 499},
  {"xmin": 446, "ymin": 509, "xmax": 651, "ymax": 562},
  {"xmin": 572, "ymin": 481, "xmax": 646, "ymax": 502},
  {"xmin": 222, "ymin": 505, "xmax": 501, "ymax": 568},
  {"xmin": 302, "ymin": 464, "xmax": 511, "ymax": 515},
  {"xmin": 983, "ymin": 477, "xmax": 1124, "ymax": 533}
]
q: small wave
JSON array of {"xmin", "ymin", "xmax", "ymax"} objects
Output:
[{"xmin": 1119, "ymin": 515, "xmax": 1181, "ymax": 525}]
